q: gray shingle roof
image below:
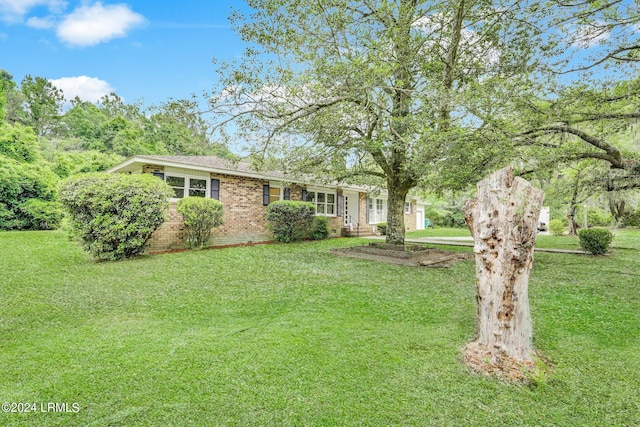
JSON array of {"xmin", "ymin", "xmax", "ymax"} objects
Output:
[
  {"xmin": 136, "ymin": 155, "xmax": 297, "ymax": 181},
  {"xmin": 110, "ymin": 155, "xmax": 378, "ymax": 193}
]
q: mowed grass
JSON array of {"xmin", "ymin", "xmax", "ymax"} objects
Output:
[
  {"xmin": 1, "ymin": 230, "xmax": 639, "ymax": 426},
  {"xmin": 407, "ymin": 227, "xmax": 583, "ymax": 251}
]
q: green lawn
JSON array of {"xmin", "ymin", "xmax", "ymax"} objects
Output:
[
  {"xmin": 407, "ymin": 227, "xmax": 472, "ymax": 238},
  {"xmin": 1, "ymin": 230, "xmax": 639, "ymax": 426}
]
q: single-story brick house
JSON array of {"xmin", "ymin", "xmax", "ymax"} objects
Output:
[{"xmin": 107, "ymin": 155, "xmax": 428, "ymax": 252}]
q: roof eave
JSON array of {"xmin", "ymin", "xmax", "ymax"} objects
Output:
[{"xmin": 107, "ymin": 155, "xmax": 371, "ymax": 192}]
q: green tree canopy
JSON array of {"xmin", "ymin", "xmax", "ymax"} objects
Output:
[
  {"xmin": 515, "ymin": 79, "xmax": 640, "ymax": 192},
  {"xmin": 21, "ymin": 75, "xmax": 64, "ymax": 136},
  {"xmin": 62, "ymin": 98, "xmax": 109, "ymax": 145},
  {"xmin": 0, "ymin": 70, "xmax": 27, "ymax": 125},
  {"xmin": 210, "ymin": 0, "xmax": 546, "ymax": 244}
]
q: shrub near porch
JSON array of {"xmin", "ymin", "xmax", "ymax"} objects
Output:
[
  {"xmin": 176, "ymin": 197, "xmax": 224, "ymax": 248},
  {"xmin": 266, "ymin": 200, "xmax": 315, "ymax": 242}
]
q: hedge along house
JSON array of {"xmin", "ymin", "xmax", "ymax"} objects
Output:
[{"xmin": 107, "ymin": 155, "xmax": 428, "ymax": 252}]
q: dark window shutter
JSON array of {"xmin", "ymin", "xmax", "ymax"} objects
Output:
[
  {"xmin": 211, "ymin": 179, "xmax": 220, "ymax": 200},
  {"xmin": 337, "ymin": 194, "xmax": 344, "ymax": 216},
  {"xmin": 152, "ymin": 172, "xmax": 165, "ymax": 180},
  {"xmin": 301, "ymin": 189, "xmax": 308, "ymax": 201},
  {"xmin": 283, "ymin": 188, "xmax": 291, "ymax": 200},
  {"xmin": 263, "ymin": 184, "xmax": 270, "ymax": 206}
]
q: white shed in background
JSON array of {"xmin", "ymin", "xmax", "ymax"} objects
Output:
[
  {"xmin": 539, "ymin": 206, "xmax": 550, "ymax": 228},
  {"xmin": 415, "ymin": 199, "xmax": 428, "ymax": 230}
]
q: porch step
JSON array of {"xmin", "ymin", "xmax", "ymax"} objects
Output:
[{"xmin": 341, "ymin": 226, "xmax": 377, "ymax": 238}]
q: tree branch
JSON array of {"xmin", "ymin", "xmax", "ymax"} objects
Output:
[
  {"xmin": 558, "ymin": 44, "xmax": 640, "ymax": 74},
  {"xmin": 521, "ymin": 125, "xmax": 624, "ymax": 166},
  {"xmin": 336, "ymin": 169, "xmax": 387, "ymax": 181}
]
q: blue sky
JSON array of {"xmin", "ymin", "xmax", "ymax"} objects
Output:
[
  {"xmin": 1, "ymin": 0, "xmax": 636, "ymax": 109},
  {"xmin": 0, "ymin": 0, "xmax": 252, "ymax": 107}
]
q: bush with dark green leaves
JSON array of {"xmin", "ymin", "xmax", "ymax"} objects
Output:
[
  {"xmin": 376, "ymin": 222, "xmax": 387, "ymax": 235},
  {"xmin": 310, "ymin": 216, "xmax": 330, "ymax": 240},
  {"xmin": 622, "ymin": 209, "xmax": 640, "ymax": 227},
  {"xmin": 176, "ymin": 197, "xmax": 224, "ymax": 248},
  {"xmin": 578, "ymin": 228, "xmax": 614, "ymax": 255},
  {"xmin": 266, "ymin": 200, "xmax": 316, "ymax": 243},
  {"xmin": 59, "ymin": 173, "xmax": 173, "ymax": 261},
  {"xmin": 0, "ymin": 155, "xmax": 60, "ymax": 230},
  {"xmin": 586, "ymin": 208, "xmax": 613, "ymax": 227},
  {"xmin": 19, "ymin": 199, "xmax": 63, "ymax": 230},
  {"xmin": 426, "ymin": 206, "xmax": 466, "ymax": 228},
  {"xmin": 0, "ymin": 123, "xmax": 39, "ymax": 163}
]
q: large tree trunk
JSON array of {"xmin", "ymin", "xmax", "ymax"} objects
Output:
[
  {"xmin": 567, "ymin": 180, "xmax": 580, "ymax": 236},
  {"xmin": 608, "ymin": 191, "xmax": 626, "ymax": 223},
  {"xmin": 567, "ymin": 206, "xmax": 578, "ymax": 236},
  {"xmin": 385, "ymin": 183, "xmax": 409, "ymax": 246},
  {"xmin": 462, "ymin": 166, "xmax": 545, "ymax": 379}
]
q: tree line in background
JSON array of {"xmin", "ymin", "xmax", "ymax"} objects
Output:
[{"xmin": 0, "ymin": 69, "xmax": 232, "ymax": 231}]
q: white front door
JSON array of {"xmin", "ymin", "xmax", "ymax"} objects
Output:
[
  {"xmin": 416, "ymin": 209, "xmax": 425, "ymax": 230},
  {"xmin": 343, "ymin": 192, "xmax": 359, "ymax": 226}
]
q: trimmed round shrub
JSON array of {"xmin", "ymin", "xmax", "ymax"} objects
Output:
[
  {"xmin": 310, "ymin": 216, "xmax": 330, "ymax": 240},
  {"xmin": 266, "ymin": 200, "xmax": 315, "ymax": 243},
  {"xmin": 548, "ymin": 219, "xmax": 565, "ymax": 236},
  {"xmin": 578, "ymin": 228, "xmax": 614, "ymax": 255},
  {"xmin": 376, "ymin": 222, "xmax": 387, "ymax": 235},
  {"xmin": 59, "ymin": 173, "xmax": 174, "ymax": 260},
  {"xmin": 176, "ymin": 196, "xmax": 224, "ymax": 248}
]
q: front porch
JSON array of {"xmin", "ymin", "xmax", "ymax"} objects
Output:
[
  {"xmin": 341, "ymin": 224, "xmax": 378, "ymax": 238},
  {"xmin": 340, "ymin": 192, "xmax": 422, "ymax": 237}
]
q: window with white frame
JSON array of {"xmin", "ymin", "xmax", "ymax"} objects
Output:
[
  {"xmin": 165, "ymin": 175, "xmax": 207, "ymax": 199},
  {"xmin": 188, "ymin": 178, "xmax": 207, "ymax": 197},
  {"xmin": 376, "ymin": 199, "xmax": 385, "ymax": 221},
  {"xmin": 307, "ymin": 191, "xmax": 336, "ymax": 215},
  {"xmin": 166, "ymin": 176, "xmax": 185, "ymax": 198},
  {"xmin": 367, "ymin": 197, "xmax": 387, "ymax": 223},
  {"xmin": 404, "ymin": 202, "xmax": 412, "ymax": 214}
]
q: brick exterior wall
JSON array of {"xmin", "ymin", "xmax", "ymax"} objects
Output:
[
  {"xmin": 327, "ymin": 189, "xmax": 343, "ymax": 236},
  {"xmin": 405, "ymin": 200, "xmax": 417, "ymax": 232},
  {"xmin": 358, "ymin": 192, "xmax": 368, "ymax": 225},
  {"xmin": 146, "ymin": 169, "xmax": 344, "ymax": 252},
  {"xmin": 147, "ymin": 202, "xmax": 186, "ymax": 252},
  {"xmin": 210, "ymin": 172, "xmax": 272, "ymax": 246},
  {"xmin": 142, "ymin": 164, "xmax": 418, "ymax": 252}
]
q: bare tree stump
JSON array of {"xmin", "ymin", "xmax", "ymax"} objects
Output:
[{"xmin": 462, "ymin": 166, "xmax": 545, "ymax": 380}]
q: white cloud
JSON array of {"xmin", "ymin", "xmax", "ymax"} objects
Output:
[
  {"xmin": 0, "ymin": 0, "xmax": 66, "ymax": 23},
  {"xmin": 56, "ymin": 2, "xmax": 145, "ymax": 47},
  {"xmin": 413, "ymin": 12, "xmax": 500, "ymax": 67},
  {"xmin": 49, "ymin": 76, "xmax": 114, "ymax": 103},
  {"xmin": 26, "ymin": 15, "xmax": 55, "ymax": 29}
]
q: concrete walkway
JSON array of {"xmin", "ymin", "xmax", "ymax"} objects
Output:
[{"xmin": 365, "ymin": 236, "xmax": 588, "ymax": 254}]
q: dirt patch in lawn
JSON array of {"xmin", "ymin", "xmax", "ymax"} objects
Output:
[{"xmin": 330, "ymin": 242, "xmax": 473, "ymax": 268}]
